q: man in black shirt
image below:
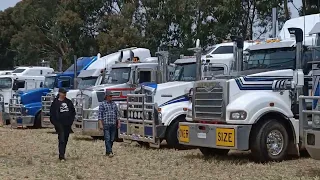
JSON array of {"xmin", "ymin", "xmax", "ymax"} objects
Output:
[{"xmin": 50, "ymin": 88, "xmax": 76, "ymax": 161}]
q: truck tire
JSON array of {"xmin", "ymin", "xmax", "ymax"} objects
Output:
[
  {"xmin": 166, "ymin": 117, "xmax": 186, "ymax": 150},
  {"xmin": 250, "ymin": 119, "xmax": 289, "ymax": 163},
  {"xmin": 33, "ymin": 113, "xmax": 42, "ymax": 129},
  {"xmin": 199, "ymin": 147, "xmax": 229, "ymax": 157}
]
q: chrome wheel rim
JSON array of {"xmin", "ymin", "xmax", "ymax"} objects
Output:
[{"xmin": 266, "ymin": 130, "xmax": 284, "ymax": 156}]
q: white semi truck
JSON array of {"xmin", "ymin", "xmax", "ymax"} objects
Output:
[
  {"xmin": 178, "ymin": 27, "xmax": 318, "ymax": 162},
  {"xmin": 72, "ymin": 50, "xmax": 164, "ymax": 138},
  {"xmin": 118, "ymin": 40, "xmax": 258, "ymax": 149}
]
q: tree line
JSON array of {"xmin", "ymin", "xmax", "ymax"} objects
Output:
[{"xmin": 0, "ymin": 0, "xmax": 318, "ymax": 70}]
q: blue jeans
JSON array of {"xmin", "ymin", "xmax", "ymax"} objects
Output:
[{"xmin": 103, "ymin": 124, "xmax": 117, "ymax": 154}]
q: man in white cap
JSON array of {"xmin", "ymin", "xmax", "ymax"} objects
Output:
[{"xmin": 98, "ymin": 90, "xmax": 120, "ymax": 157}]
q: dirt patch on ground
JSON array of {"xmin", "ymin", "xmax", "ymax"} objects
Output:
[{"xmin": 0, "ymin": 127, "xmax": 320, "ymax": 180}]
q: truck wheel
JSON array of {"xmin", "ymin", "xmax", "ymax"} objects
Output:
[
  {"xmin": 33, "ymin": 113, "xmax": 42, "ymax": 129},
  {"xmin": 250, "ymin": 119, "xmax": 289, "ymax": 163},
  {"xmin": 166, "ymin": 117, "xmax": 185, "ymax": 150},
  {"xmin": 199, "ymin": 147, "xmax": 229, "ymax": 157}
]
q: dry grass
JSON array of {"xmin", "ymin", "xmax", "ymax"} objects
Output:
[{"xmin": 1, "ymin": 127, "xmax": 320, "ymax": 180}]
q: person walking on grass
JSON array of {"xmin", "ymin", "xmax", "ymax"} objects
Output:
[
  {"xmin": 50, "ymin": 88, "xmax": 76, "ymax": 161},
  {"xmin": 98, "ymin": 90, "xmax": 120, "ymax": 157}
]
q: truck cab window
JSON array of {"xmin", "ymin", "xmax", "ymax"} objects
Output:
[
  {"xmin": 0, "ymin": 78, "xmax": 12, "ymax": 89},
  {"xmin": 172, "ymin": 63, "xmax": 197, "ymax": 81},
  {"xmin": 138, "ymin": 71, "xmax": 151, "ymax": 83}
]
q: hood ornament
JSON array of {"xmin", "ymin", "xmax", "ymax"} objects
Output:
[{"xmin": 203, "ymin": 82, "xmax": 220, "ymax": 92}]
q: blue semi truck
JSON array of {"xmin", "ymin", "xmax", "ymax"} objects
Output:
[{"xmin": 8, "ymin": 56, "xmax": 98, "ymax": 128}]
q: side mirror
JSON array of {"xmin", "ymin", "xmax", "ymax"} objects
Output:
[{"xmin": 40, "ymin": 82, "xmax": 43, "ymax": 88}]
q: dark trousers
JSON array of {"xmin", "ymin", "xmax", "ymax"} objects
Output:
[
  {"xmin": 103, "ymin": 124, "xmax": 117, "ymax": 154},
  {"xmin": 56, "ymin": 124, "xmax": 71, "ymax": 159}
]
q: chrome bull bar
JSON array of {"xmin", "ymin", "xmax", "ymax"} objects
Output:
[
  {"xmin": 81, "ymin": 108, "xmax": 103, "ymax": 136},
  {"xmin": 41, "ymin": 93, "xmax": 55, "ymax": 128},
  {"xmin": 72, "ymin": 97, "xmax": 85, "ymax": 133},
  {"xmin": 8, "ymin": 94, "xmax": 23, "ymax": 127},
  {"xmin": 119, "ymin": 94, "xmax": 158, "ymax": 144}
]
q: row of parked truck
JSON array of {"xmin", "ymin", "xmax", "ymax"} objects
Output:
[{"xmin": 2, "ymin": 13, "xmax": 320, "ymax": 163}]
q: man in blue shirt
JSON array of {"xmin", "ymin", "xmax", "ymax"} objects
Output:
[{"xmin": 98, "ymin": 90, "xmax": 120, "ymax": 157}]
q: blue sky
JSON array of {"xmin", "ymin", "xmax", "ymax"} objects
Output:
[
  {"xmin": 0, "ymin": 0, "xmax": 20, "ymax": 11},
  {"xmin": 0, "ymin": 0, "xmax": 303, "ymax": 17}
]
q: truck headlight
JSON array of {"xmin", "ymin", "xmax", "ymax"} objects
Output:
[
  {"xmin": 22, "ymin": 106, "xmax": 28, "ymax": 116},
  {"xmin": 312, "ymin": 115, "xmax": 320, "ymax": 129},
  {"xmin": 230, "ymin": 111, "xmax": 247, "ymax": 120},
  {"xmin": 17, "ymin": 96, "xmax": 21, "ymax": 104},
  {"xmin": 158, "ymin": 112, "xmax": 162, "ymax": 121}
]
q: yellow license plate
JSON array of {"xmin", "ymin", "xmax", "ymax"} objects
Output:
[
  {"xmin": 216, "ymin": 128, "xmax": 235, "ymax": 147},
  {"xmin": 179, "ymin": 125, "xmax": 189, "ymax": 143}
]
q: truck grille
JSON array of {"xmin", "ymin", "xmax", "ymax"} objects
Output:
[
  {"xmin": 193, "ymin": 80, "xmax": 227, "ymax": 121},
  {"xmin": 9, "ymin": 94, "xmax": 22, "ymax": 117}
]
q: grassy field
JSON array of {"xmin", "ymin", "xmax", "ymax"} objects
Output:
[{"xmin": 1, "ymin": 127, "xmax": 320, "ymax": 180}]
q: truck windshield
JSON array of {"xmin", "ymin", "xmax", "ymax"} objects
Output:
[
  {"xmin": 172, "ymin": 63, "xmax": 196, "ymax": 81},
  {"xmin": 0, "ymin": 77, "xmax": 12, "ymax": 89},
  {"xmin": 78, "ymin": 77, "xmax": 98, "ymax": 89},
  {"xmin": 44, "ymin": 76, "xmax": 56, "ymax": 89},
  {"xmin": 12, "ymin": 69, "xmax": 26, "ymax": 73},
  {"xmin": 246, "ymin": 47, "xmax": 296, "ymax": 70},
  {"xmin": 103, "ymin": 67, "xmax": 131, "ymax": 84}
]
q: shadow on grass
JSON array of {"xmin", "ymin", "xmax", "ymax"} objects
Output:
[
  {"xmin": 73, "ymin": 136, "xmax": 96, "ymax": 141},
  {"xmin": 183, "ymin": 150, "xmax": 310, "ymax": 164},
  {"xmin": 119, "ymin": 141, "xmax": 196, "ymax": 151},
  {"xmin": 184, "ymin": 151, "xmax": 253, "ymax": 165}
]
